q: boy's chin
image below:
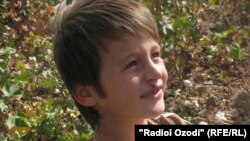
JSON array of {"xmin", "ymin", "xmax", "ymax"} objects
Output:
[{"xmin": 150, "ymin": 104, "xmax": 165, "ymax": 118}]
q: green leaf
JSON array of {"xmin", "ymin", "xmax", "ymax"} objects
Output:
[
  {"xmin": 14, "ymin": 73, "xmax": 32, "ymax": 81},
  {"xmin": 6, "ymin": 113, "xmax": 30, "ymax": 129},
  {"xmin": 225, "ymin": 26, "xmax": 237, "ymax": 35},
  {"xmin": 211, "ymin": 32, "xmax": 226, "ymax": 43},
  {"xmin": 0, "ymin": 99, "xmax": 8, "ymax": 112},
  {"xmin": 66, "ymin": 0, "xmax": 72, "ymax": 5},
  {"xmin": 209, "ymin": 46, "xmax": 219, "ymax": 57},
  {"xmin": 0, "ymin": 47, "xmax": 15, "ymax": 55},
  {"xmin": 6, "ymin": 115, "xmax": 16, "ymax": 129},
  {"xmin": 0, "ymin": 67, "xmax": 4, "ymax": 73},
  {"xmin": 34, "ymin": 68, "xmax": 43, "ymax": 76},
  {"xmin": 41, "ymin": 79, "xmax": 54, "ymax": 88},
  {"xmin": 0, "ymin": 134, "xmax": 7, "ymax": 141},
  {"xmin": 174, "ymin": 16, "xmax": 188, "ymax": 32},
  {"xmin": 218, "ymin": 73, "xmax": 225, "ymax": 80},
  {"xmin": 55, "ymin": 136, "xmax": 71, "ymax": 141},
  {"xmin": 15, "ymin": 61, "xmax": 26, "ymax": 71},
  {"xmin": 226, "ymin": 43, "xmax": 242, "ymax": 60},
  {"xmin": 1, "ymin": 83, "xmax": 20, "ymax": 97},
  {"xmin": 208, "ymin": 0, "xmax": 218, "ymax": 5},
  {"xmin": 188, "ymin": 21, "xmax": 197, "ymax": 38},
  {"xmin": 16, "ymin": 117, "xmax": 29, "ymax": 127},
  {"xmin": 28, "ymin": 31, "xmax": 34, "ymax": 37}
]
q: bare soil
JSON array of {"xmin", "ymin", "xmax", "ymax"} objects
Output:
[
  {"xmin": 198, "ymin": 48, "xmax": 250, "ymax": 124},
  {"xmin": 165, "ymin": 47, "xmax": 250, "ymax": 125}
]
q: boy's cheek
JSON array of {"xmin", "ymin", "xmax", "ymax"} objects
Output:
[{"xmin": 162, "ymin": 68, "xmax": 168, "ymax": 84}]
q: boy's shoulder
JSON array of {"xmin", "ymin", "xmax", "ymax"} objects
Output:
[{"xmin": 148, "ymin": 112, "xmax": 191, "ymax": 125}]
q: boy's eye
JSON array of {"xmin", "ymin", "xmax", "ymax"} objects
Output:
[
  {"xmin": 125, "ymin": 60, "xmax": 137, "ymax": 69},
  {"xmin": 152, "ymin": 52, "xmax": 161, "ymax": 58}
]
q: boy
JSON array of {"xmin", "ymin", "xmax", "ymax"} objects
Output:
[{"xmin": 52, "ymin": 0, "xmax": 190, "ymax": 141}]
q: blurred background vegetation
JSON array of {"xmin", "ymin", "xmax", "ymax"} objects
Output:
[{"xmin": 0, "ymin": 0, "xmax": 249, "ymax": 140}]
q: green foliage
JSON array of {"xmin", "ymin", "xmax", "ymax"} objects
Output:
[
  {"xmin": 66, "ymin": 0, "xmax": 73, "ymax": 5},
  {"xmin": 0, "ymin": 0, "xmax": 92, "ymax": 140},
  {"xmin": 144, "ymin": 0, "xmax": 249, "ymax": 117},
  {"xmin": 208, "ymin": 0, "xmax": 219, "ymax": 5},
  {"xmin": 226, "ymin": 43, "xmax": 242, "ymax": 60}
]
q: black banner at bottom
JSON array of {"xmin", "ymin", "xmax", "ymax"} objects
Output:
[{"xmin": 135, "ymin": 125, "xmax": 250, "ymax": 141}]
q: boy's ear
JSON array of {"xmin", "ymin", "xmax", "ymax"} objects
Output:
[{"xmin": 72, "ymin": 85, "xmax": 97, "ymax": 107}]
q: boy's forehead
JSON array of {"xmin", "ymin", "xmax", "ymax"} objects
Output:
[
  {"xmin": 101, "ymin": 33, "xmax": 157, "ymax": 51},
  {"xmin": 100, "ymin": 34, "xmax": 160, "ymax": 57},
  {"xmin": 100, "ymin": 35, "xmax": 135, "ymax": 52}
]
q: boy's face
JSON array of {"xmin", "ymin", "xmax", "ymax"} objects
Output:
[{"xmin": 95, "ymin": 34, "xmax": 168, "ymax": 121}]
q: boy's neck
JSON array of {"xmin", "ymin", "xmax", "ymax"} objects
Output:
[{"xmin": 92, "ymin": 116, "xmax": 148, "ymax": 141}]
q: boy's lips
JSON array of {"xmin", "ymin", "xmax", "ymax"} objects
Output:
[{"xmin": 140, "ymin": 86, "xmax": 163, "ymax": 99}]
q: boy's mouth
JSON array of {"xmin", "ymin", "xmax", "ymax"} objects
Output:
[{"xmin": 140, "ymin": 85, "xmax": 163, "ymax": 99}]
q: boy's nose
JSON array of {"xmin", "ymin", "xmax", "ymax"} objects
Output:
[{"xmin": 144, "ymin": 60, "xmax": 162, "ymax": 82}]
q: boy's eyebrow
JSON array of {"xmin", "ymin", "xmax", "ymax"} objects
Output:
[
  {"xmin": 117, "ymin": 50, "xmax": 139, "ymax": 65},
  {"xmin": 116, "ymin": 44, "xmax": 161, "ymax": 65}
]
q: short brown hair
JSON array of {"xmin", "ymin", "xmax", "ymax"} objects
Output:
[{"xmin": 53, "ymin": 0, "xmax": 160, "ymax": 130}]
